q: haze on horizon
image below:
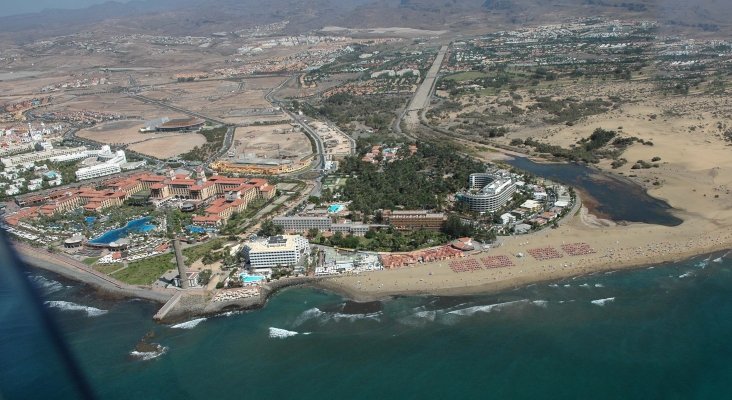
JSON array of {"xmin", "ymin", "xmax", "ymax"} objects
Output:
[{"xmin": 0, "ymin": 0, "xmax": 133, "ymax": 17}]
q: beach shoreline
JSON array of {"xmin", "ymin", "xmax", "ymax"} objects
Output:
[
  {"xmin": 18, "ymin": 133, "xmax": 732, "ymax": 317},
  {"xmin": 16, "ymin": 242, "xmax": 174, "ymax": 304},
  {"xmin": 316, "ymin": 245, "xmax": 731, "ymax": 303},
  {"xmin": 23, "ymin": 230, "xmax": 731, "ymax": 319}
]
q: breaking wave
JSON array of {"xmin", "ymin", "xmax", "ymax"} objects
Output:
[
  {"xmin": 29, "ymin": 275, "xmax": 65, "ymax": 294},
  {"xmin": 447, "ymin": 300, "xmax": 530, "ymax": 316},
  {"xmin": 398, "ymin": 308, "xmax": 439, "ymax": 327},
  {"xmin": 218, "ymin": 310, "xmax": 246, "ymax": 318},
  {"xmin": 590, "ymin": 297, "xmax": 615, "ymax": 306},
  {"xmin": 171, "ymin": 318, "xmax": 207, "ymax": 329},
  {"xmin": 293, "ymin": 307, "xmax": 326, "ymax": 326},
  {"xmin": 130, "ymin": 344, "xmax": 168, "ymax": 361},
  {"xmin": 45, "ymin": 301, "xmax": 107, "ymax": 317},
  {"xmin": 293, "ymin": 307, "xmax": 381, "ymax": 326},
  {"xmin": 269, "ymin": 327, "xmax": 300, "ymax": 339}
]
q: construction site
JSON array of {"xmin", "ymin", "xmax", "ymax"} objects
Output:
[
  {"xmin": 308, "ymin": 120, "xmax": 353, "ymax": 159},
  {"xmin": 211, "ymin": 123, "xmax": 313, "ymax": 175}
]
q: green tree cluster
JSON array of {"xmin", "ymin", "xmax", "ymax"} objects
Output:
[{"xmin": 337, "ymin": 143, "xmax": 484, "ymax": 215}]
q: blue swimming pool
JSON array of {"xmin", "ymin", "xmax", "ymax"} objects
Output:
[
  {"xmin": 328, "ymin": 204, "xmax": 345, "ymax": 213},
  {"xmin": 89, "ymin": 217, "xmax": 156, "ymax": 245},
  {"xmin": 240, "ymin": 274, "xmax": 265, "ymax": 284},
  {"xmin": 186, "ymin": 225, "xmax": 206, "ymax": 234}
]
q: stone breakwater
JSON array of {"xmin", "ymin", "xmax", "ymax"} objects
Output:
[
  {"xmin": 153, "ymin": 276, "xmax": 325, "ymax": 324},
  {"xmin": 16, "ymin": 239, "xmax": 330, "ymax": 324}
]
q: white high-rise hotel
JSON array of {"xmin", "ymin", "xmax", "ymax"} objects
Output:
[
  {"xmin": 457, "ymin": 172, "xmax": 517, "ymax": 213},
  {"xmin": 242, "ymin": 235, "xmax": 310, "ymax": 269}
]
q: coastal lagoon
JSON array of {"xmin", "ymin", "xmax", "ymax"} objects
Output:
[
  {"xmin": 7, "ymin": 253, "xmax": 732, "ymax": 399},
  {"xmin": 505, "ymin": 156, "xmax": 682, "ymax": 226}
]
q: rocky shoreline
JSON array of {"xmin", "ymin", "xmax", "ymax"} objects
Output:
[{"xmin": 18, "ymin": 242, "xmax": 328, "ymax": 323}]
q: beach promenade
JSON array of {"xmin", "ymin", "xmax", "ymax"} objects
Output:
[{"xmin": 15, "ymin": 242, "xmax": 174, "ymax": 303}]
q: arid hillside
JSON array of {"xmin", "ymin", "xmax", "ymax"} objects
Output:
[{"xmin": 1, "ymin": 0, "xmax": 731, "ymax": 42}]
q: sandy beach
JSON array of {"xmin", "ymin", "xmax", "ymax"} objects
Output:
[
  {"xmin": 327, "ymin": 106, "xmax": 732, "ymax": 301},
  {"xmin": 326, "ymin": 210, "xmax": 731, "ymax": 301},
  {"xmin": 17, "ymin": 91, "xmax": 732, "ymax": 308}
]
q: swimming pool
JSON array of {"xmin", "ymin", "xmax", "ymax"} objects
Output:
[
  {"xmin": 328, "ymin": 204, "xmax": 345, "ymax": 213},
  {"xmin": 186, "ymin": 225, "xmax": 206, "ymax": 234},
  {"xmin": 240, "ymin": 274, "xmax": 265, "ymax": 284},
  {"xmin": 89, "ymin": 217, "xmax": 156, "ymax": 245}
]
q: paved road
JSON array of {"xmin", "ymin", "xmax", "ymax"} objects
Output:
[
  {"xmin": 14, "ymin": 241, "xmax": 174, "ymax": 303},
  {"xmin": 129, "ymin": 94, "xmax": 230, "ymax": 126},
  {"xmin": 289, "ymin": 111, "xmax": 325, "ymax": 170},
  {"xmin": 205, "ymin": 125, "xmax": 236, "ymax": 168},
  {"xmin": 265, "ymin": 75, "xmax": 327, "ymax": 172},
  {"xmin": 401, "ymin": 45, "xmax": 449, "ymax": 134}
]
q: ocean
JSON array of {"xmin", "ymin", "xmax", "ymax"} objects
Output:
[{"xmin": 4, "ymin": 254, "xmax": 732, "ymax": 400}]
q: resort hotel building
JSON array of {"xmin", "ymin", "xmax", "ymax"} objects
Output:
[
  {"xmin": 8, "ymin": 169, "xmax": 274, "ymax": 226},
  {"xmin": 242, "ymin": 235, "xmax": 310, "ymax": 269},
  {"xmin": 75, "ymin": 146, "xmax": 128, "ymax": 180},
  {"xmin": 457, "ymin": 172, "xmax": 517, "ymax": 213},
  {"xmin": 1, "ymin": 146, "xmax": 89, "ymax": 167},
  {"xmin": 273, "ymin": 216, "xmax": 332, "ymax": 232},
  {"xmin": 382, "ymin": 210, "xmax": 446, "ymax": 231},
  {"xmin": 272, "ymin": 216, "xmax": 371, "ymax": 236}
]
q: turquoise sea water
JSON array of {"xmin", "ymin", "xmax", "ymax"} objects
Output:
[{"xmin": 6, "ymin": 253, "xmax": 732, "ymax": 399}]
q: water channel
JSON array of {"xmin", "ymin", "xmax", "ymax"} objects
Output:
[{"xmin": 504, "ymin": 156, "xmax": 682, "ymax": 226}]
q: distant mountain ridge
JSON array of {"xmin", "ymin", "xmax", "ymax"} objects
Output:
[{"xmin": 1, "ymin": 0, "xmax": 730, "ymax": 41}]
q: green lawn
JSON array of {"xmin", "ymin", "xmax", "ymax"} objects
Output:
[
  {"xmin": 111, "ymin": 241, "xmax": 228, "ymax": 285},
  {"xmin": 478, "ymin": 87, "xmax": 499, "ymax": 96},
  {"xmin": 182, "ymin": 239, "xmax": 225, "ymax": 264},
  {"xmin": 93, "ymin": 263, "xmax": 123, "ymax": 275},
  {"xmin": 112, "ymin": 254, "xmax": 175, "ymax": 285},
  {"xmin": 82, "ymin": 257, "xmax": 100, "ymax": 266},
  {"xmin": 445, "ymin": 71, "xmax": 490, "ymax": 82}
]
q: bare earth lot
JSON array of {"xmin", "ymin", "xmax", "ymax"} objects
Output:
[
  {"xmin": 78, "ymin": 119, "xmax": 206, "ymax": 159},
  {"xmin": 229, "ymin": 124, "xmax": 311, "ymax": 160},
  {"xmin": 141, "ymin": 79, "xmax": 284, "ymax": 125},
  {"xmin": 127, "ymin": 134, "xmax": 207, "ymax": 159},
  {"xmin": 47, "ymin": 93, "xmax": 176, "ymax": 119}
]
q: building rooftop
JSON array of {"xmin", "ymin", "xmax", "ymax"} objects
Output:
[
  {"xmin": 158, "ymin": 118, "xmax": 205, "ymax": 129},
  {"xmin": 245, "ymin": 234, "xmax": 307, "ymax": 253}
]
